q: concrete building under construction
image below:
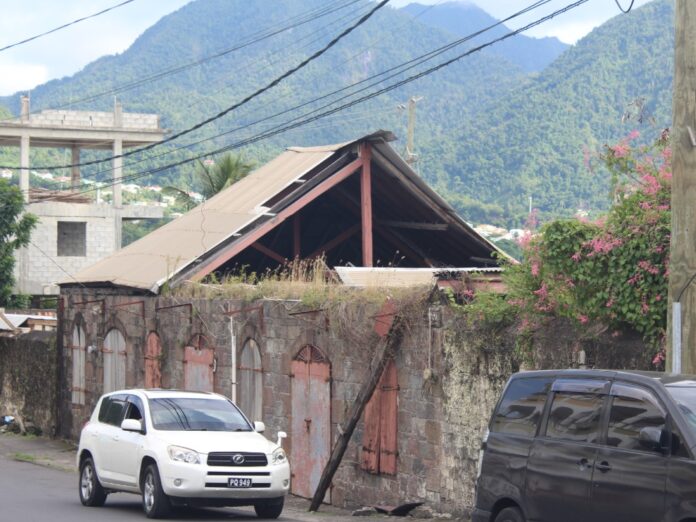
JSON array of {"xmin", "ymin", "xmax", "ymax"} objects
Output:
[{"xmin": 0, "ymin": 96, "xmax": 165, "ymax": 295}]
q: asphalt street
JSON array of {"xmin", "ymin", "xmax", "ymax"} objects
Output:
[{"xmin": 0, "ymin": 453, "xmax": 384, "ymax": 521}]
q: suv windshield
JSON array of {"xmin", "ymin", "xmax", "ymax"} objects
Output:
[
  {"xmin": 667, "ymin": 386, "xmax": 696, "ymax": 431},
  {"xmin": 149, "ymin": 397, "xmax": 252, "ymax": 431}
]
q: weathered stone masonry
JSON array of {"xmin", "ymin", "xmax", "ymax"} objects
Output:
[{"xmin": 58, "ymin": 288, "xmax": 648, "ymax": 517}]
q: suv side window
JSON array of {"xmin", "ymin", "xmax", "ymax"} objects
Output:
[
  {"xmin": 101, "ymin": 396, "xmax": 127, "ymax": 427},
  {"xmin": 607, "ymin": 384, "xmax": 666, "ymax": 452},
  {"xmin": 490, "ymin": 377, "xmax": 552, "ymax": 436},
  {"xmin": 545, "ymin": 392, "xmax": 603, "ymax": 443}
]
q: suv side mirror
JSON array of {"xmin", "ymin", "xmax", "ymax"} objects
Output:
[
  {"xmin": 254, "ymin": 421, "xmax": 266, "ymax": 433},
  {"xmin": 277, "ymin": 431, "xmax": 287, "ymax": 447},
  {"xmin": 639, "ymin": 427, "xmax": 668, "ymax": 453},
  {"xmin": 121, "ymin": 418, "xmax": 143, "ymax": 433}
]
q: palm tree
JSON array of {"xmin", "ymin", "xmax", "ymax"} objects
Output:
[{"xmin": 163, "ymin": 153, "xmax": 254, "ymax": 210}]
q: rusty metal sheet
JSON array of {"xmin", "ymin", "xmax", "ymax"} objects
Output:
[
  {"xmin": 291, "ymin": 346, "xmax": 331, "ymax": 501},
  {"xmin": 145, "ymin": 332, "xmax": 162, "ymax": 389},
  {"xmin": 103, "ymin": 328, "xmax": 126, "ymax": 393},
  {"xmin": 379, "ymin": 360, "xmax": 399, "ymax": 475},
  {"xmin": 238, "ymin": 339, "xmax": 263, "ymax": 421},
  {"xmin": 183, "ymin": 341, "xmax": 214, "ymax": 392}
]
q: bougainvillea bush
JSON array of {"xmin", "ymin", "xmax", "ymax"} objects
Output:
[{"xmin": 499, "ymin": 131, "xmax": 670, "ymax": 358}]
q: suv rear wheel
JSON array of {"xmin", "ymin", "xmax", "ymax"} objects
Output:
[
  {"xmin": 495, "ymin": 507, "xmax": 525, "ymax": 522},
  {"xmin": 142, "ymin": 463, "xmax": 171, "ymax": 519},
  {"xmin": 254, "ymin": 497, "xmax": 284, "ymax": 519},
  {"xmin": 79, "ymin": 457, "xmax": 107, "ymax": 507}
]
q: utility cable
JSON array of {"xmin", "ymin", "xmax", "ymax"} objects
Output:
[
  {"xmin": 17, "ymin": 0, "xmax": 544, "ymax": 191},
  {"xmin": 614, "ymin": 0, "xmax": 636, "ymax": 13},
  {"xmin": 0, "ymin": 0, "xmax": 137, "ymax": 53},
  {"xmin": 31, "ymin": 0, "xmax": 589, "ymax": 202},
  {"xmin": 1, "ymin": 0, "xmax": 390, "ymax": 172},
  {"xmin": 2, "ymin": 0, "xmax": 363, "ymax": 119}
]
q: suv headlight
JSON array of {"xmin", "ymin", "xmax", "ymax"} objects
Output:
[
  {"xmin": 271, "ymin": 447, "xmax": 287, "ymax": 465},
  {"xmin": 168, "ymin": 445, "xmax": 200, "ymax": 464}
]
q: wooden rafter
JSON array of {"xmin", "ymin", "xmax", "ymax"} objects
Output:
[
  {"xmin": 309, "ymin": 223, "xmax": 361, "ymax": 259},
  {"xmin": 251, "ymin": 242, "xmax": 286, "ymax": 264},
  {"xmin": 377, "ymin": 220, "xmax": 448, "ymax": 231},
  {"xmin": 182, "ymin": 157, "xmax": 363, "ymax": 282},
  {"xmin": 360, "ymin": 143, "xmax": 373, "ymax": 267}
]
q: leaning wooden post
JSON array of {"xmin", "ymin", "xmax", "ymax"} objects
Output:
[{"xmin": 308, "ymin": 300, "xmax": 400, "ymax": 512}]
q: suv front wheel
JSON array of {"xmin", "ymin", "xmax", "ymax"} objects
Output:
[
  {"xmin": 254, "ymin": 497, "xmax": 284, "ymax": 519},
  {"xmin": 79, "ymin": 457, "xmax": 107, "ymax": 507},
  {"xmin": 494, "ymin": 507, "xmax": 525, "ymax": 522},
  {"xmin": 142, "ymin": 463, "xmax": 171, "ymax": 519}
]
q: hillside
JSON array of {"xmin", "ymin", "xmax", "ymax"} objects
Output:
[
  {"xmin": 0, "ymin": 0, "xmax": 525, "ymax": 192},
  {"xmin": 0, "ymin": 0, "xmax": 674, "ymax": 229},
  {"xmin": 400, "ymin": 2, "xmax": 568, "ymax": 72},
  {"xmin": 423, "ymin": 0, "xmax": 674, "ymax": 225}
]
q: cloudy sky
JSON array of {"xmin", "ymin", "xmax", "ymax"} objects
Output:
[{"xmin": 0, "ymin": 0, "xmax": 653, "ymax": 96}]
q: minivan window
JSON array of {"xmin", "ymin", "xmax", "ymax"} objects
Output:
[
  {"xmin": 101, "ymin": 398, "xmax": 127, "ymax": 427},
  {"xmin": 606, "ymin": 390, "xmax": 666, "ymax": 451},
  {"xmin": 545, "ymin": 392, "xmax": 603, "ymax": 443},
  {"xmin": 490, "ymin": 378, "xmax": 552, "ymax": 436}
]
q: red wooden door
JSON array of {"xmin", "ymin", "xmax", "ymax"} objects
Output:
[
  {"xmin": 361, "ymin": 359, "xmax": 399, "ymax": 475},
  {"xmin": 145, "ymin": 332, "xmax": 162, "ymax": 389},
  {"xmin": 291, "ymin": 345, "xmax": 331, "ymax": 500},
  {"xmin": 183, "ymin": 334, "xmax": 214, "ymax": 392}
]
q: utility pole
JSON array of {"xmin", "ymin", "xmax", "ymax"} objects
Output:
[
  {"xmin": 669, "ymin": 0, "xmax": 696, "ymax": 373},
  {"xmin": 397, "ymin": 96, "xmax": 423, "ymax": 167}
]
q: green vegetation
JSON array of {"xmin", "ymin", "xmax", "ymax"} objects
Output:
[
  {"xmin": 467, "ymin": 132, "xmax": 671, "ymax": 365},
  {"xmin": 0, "ymin": 180, "xmax": 37, "ymax": 304}
]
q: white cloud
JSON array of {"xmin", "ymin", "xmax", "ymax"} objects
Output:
[{"xmin": 0, "ymin": 61, "xmax": 49, "ymax": 95}]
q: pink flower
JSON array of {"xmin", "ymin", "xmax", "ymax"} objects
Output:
[
  {"xmin": 571, "ymin": 252, "xmax": 582, "ymax": 262},
  {"xmin": 531, "ymin": 261, "xmax": 540, "ymax": 277},
  {"xmin": 606, "ymin": 298, "xmax": 614, "ymax": 308},
  {"xmin": 578, "ymin": 314, "xmax": 589, "ymax": 324},
  {"xmin": 611, "ymin": 143, "xmax": 630, "ymax": 158},
  {"xmin": 641, "ymin": 301, "xmax": 650, "ymax": 314},
  {"xmin": 628, "ymin": 130, "xmax": 640, "ymax": 140}
]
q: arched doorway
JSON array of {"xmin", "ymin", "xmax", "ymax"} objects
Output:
[
  {"xmin": 290, "ymin": 345, "xmax": 331, "ymax": 500},
  {"xmin": 238, "ymin": 339, "xmax": 263, "ymax": 421},
  {"xmin": 71, "ymin": 324, "xmax": 86, "ymax": 404},
  {"xmin": 103, "ymin": 328, "xmax": 126, "ymax": 393},
  {"xmin": 145, "ymin": 332, "xmax": 162, "ymax": 389},
  {"xmin": 183, "ymin": 334, "xmax": 214, "ymax": 392}
]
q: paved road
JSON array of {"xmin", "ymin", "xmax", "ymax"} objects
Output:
[{"xmin": 0, "ymin": 455, "xmax": 380, "ymax": 521}]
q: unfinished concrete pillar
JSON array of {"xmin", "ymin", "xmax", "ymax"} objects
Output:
[
  {"xmin": 20, "ymin": 95, "xmax": 29, "ymax": 123},
  {"xmin": 20, "ymin": 134, "xmax": 29, "ymax": 202},
  {"xmin": 71, "ymin": 145, "xmax": 80, "ymax": 191}
]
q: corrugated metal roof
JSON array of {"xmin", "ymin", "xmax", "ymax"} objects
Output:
[
  {"xmin": 334, "ymin": 267, "xmax": 503, "ymax": 287},
  {"xmin": 70, "ymin": 147, "xmax": 334, "ymax": 291}
]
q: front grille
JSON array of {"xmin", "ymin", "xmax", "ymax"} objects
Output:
[{"xmin": 207, "ymin": 452, "xmax": 268, "ymax": 467}]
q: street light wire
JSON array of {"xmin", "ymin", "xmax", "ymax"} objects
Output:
[
  {"xmin": 0, "ymin": 0, "xmax": 137, "ymax": 53},
  {"xmin": 614, "ymin": 0, "xmax": 636, "ymax": 13}
]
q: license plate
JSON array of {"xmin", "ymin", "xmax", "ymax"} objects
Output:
[{"xmin": 228, "ymin": 478, "xmax": 252, "ymax": 488}]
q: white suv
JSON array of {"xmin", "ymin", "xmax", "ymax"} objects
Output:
[{"xmin": 77, "ymin": 389, "xmax": 290, "ymax": 519}]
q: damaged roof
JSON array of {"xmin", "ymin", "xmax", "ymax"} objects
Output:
[{"xmin": 64, "ymin": 130, "xmax": 504, "ymax": 293}]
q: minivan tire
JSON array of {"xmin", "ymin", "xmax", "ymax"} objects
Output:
[
  {"xmin": 254, "ymin": 497, "xmax": 284, "ymax": 519},
  {"xmin": 494, "ymin": 506, "xmax": 525, "ymax": 522},
  {"xmin": 142, "ymin": 463, "xmax": 171, "ymax": 519},
  {"xmin": 79, "ymin": 457, "xmax": 107, "ymax": 507}
]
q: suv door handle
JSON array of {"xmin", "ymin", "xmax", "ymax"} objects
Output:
[{"xmin": 596, "ymin": 461, "xmax": 612, "ymax": 473}]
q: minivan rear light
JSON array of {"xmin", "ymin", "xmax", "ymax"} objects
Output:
[{"xmin": 476, "ymin": 428, "xmax": 489, "ymax": 480}]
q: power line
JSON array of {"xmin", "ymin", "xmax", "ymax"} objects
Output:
[
  {"xmin": 32, "ymin": 0, "xmax": 589, "ymax": 202},
  {"xmin": 614, "ymin": 0, "xmax": 636, "ymax": 13},
  {"xmin": 0, "ymin": 0, "xmax": 363, "ymax": 122},
  {"xmin": 15, "ymin": 0, "xmax": 556, "ymax": 197},
  {"xmin": 0, "ymin": 0, "xmax": 137, "ymax": 53},
  {"xmin": 18, "ymin": 0, "xmax": 541, "ymax": 192},
  {"xmin": 1, "ymin": 0, "xmax": 391, "ymax": 172}
]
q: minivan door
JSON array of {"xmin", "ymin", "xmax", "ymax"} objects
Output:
[
  {"xmin": 524, "ymin": 379, "xmax": 608, "ymax": 522},
  {"xmin": 590, "ymin": 383, "xmax": 667, "ymax": 522}
]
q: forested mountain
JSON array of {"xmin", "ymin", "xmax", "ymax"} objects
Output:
[
  {"xmin": 427, "ymin": 0, "xmax": 673, "ymax": 225},
  {"xmin": 400, "ymin": 2, "xmax": 568, "ymax": 72},
  {"xmin": 0, "ymin": 0, "xmax": 674, "ymax": 228}
]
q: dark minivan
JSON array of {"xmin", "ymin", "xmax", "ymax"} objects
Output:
[{"xmin": 473, "ymin": 370, "xmax": 696, "ymax": 522}]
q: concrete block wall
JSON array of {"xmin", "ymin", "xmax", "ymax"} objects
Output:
[
  {"xmin": 18, "ymin": 205, "xmax": 116, "ymax": 294},
  {"xmin": 28, "ymin": 110, "xmax": 159, "ymax": 130}
]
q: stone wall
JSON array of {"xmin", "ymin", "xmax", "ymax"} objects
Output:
[
  {"xmin": 0, "ymin": 331, "xmax": 58, "ymax": 436},
  {"xmin": 58, "ymin": 288, "xmax": 649, "ymax": 517}
]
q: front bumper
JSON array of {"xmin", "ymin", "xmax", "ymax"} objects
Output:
[{"xmin": 159, "ymin": 459, "xmax": 290, "ymax": 500}]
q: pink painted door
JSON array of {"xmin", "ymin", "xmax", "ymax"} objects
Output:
[
  {"xmin": 291, "ymin": 345, "xmax": 331, "ymax": 501},
  {"xmin": 145, "ymin": 332, "xmax": 162, "ymax": 389},
  {"xmin": 183, "ymin": 335, "xmax": 214, "ymax": 392}
]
